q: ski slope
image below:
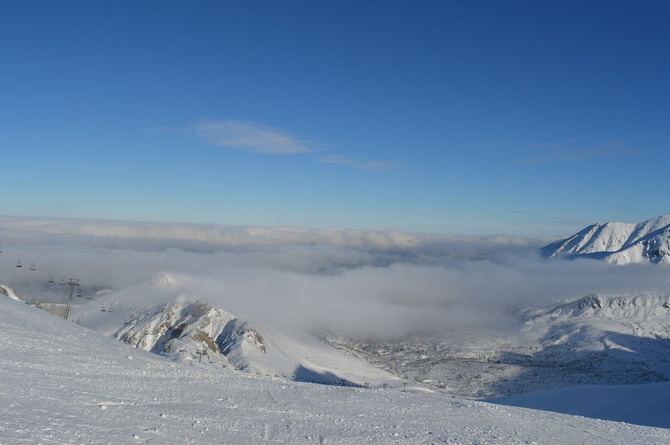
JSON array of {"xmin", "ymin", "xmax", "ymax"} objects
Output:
[{"xmin": 2, "ymin": 295, "xmax": 669, "ymax": 444}]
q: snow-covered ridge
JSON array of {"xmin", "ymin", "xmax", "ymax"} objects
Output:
[
  {"xmin": 114, "ymin": 296, "xmax": 266, "ymax": 370},
  {"xmin": 72, "ymin": 273, "xmax": 398, "ymax": 386},
  {"xmin": 148, "ymin": 271, "xmax": 179, "ymax": 288},
  {"xmin": 541, "ymin": 213, "xmax": 670, "ymax": 264},
  {"xmin": 537, "ymin": 293, "xmax": 670, "ymax": 321},
  {"xmin": 0, "ymin": 284, "xmax": 24, "ymax": 302}
]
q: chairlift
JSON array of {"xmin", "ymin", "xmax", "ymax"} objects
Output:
[
  {"xmin": 86, "ymin": 295, "xmax": 92, "ymax": 300},
  {"xmin": 30, "ymin": 263, "xmax": 37, "ymax": 271},
  {"xmin": 16, "ymin": 259, "xmax": 22, "ymax": 268},
  {"xmin": 108, "ymin": 306, "xmax": 114, "ymax": 313},
  {"xmin": 48, "ymin": 275, "xmax": 55, "ymax": 284},
  {"xmin": 101, "ymin": 305, "xmax": 106, "ymax": 312},
  {"xmin": 76, "ymin": 292, "xmax": 82, "ymax": 298}
]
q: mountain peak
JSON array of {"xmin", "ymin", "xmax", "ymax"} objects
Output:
[
  {"xmin": 148, "ymin": 272, "xmax": 179, "ymax": 288},
  {"xmin": 542, "ymin": 213, "xmax": 670, "ymax": 264}
]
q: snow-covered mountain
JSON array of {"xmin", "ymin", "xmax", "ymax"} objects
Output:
[
  {"xmin": 2, "ymin": 290, "xmax": 669, "ymax": 443},
  {"xmin": 541, "ymin": 213, "xmax": 670, "ymax": 264},
  {"xmin": 72, "ymin": 273, "xmax": 398, "ymax": 387},
  {"xmin": 329, "ymin": 292, "xmax": 670, "ymax": 404}
]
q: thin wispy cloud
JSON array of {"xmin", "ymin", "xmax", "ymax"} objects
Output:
[
  {"xmin": 319, "ymin": 155, "xmax": 396, "ymax": 172},
  {"xmin": 192, "ymin": 119, "xmax": 316, "ymax": 154},
  {"xmin": 511, "ymin": 139, "xmax": 651, "ymax": 166},
  {"xmin": 184, "ymin": 119, "xmax": 397, "ymax": 171}
]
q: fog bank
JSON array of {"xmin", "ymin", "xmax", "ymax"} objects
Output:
[{"xmin": 1, "ymin": 217, "xmax": 667, "ymax": 338}]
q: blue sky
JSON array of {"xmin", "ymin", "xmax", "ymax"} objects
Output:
[{"xmin": 2, "ymin": 1, "xmax": 669, "ymax": 236}]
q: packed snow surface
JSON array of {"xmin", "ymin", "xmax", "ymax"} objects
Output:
[{"xmin": 2, "ymin": 295, "xmax": 670, "ymax": 444}]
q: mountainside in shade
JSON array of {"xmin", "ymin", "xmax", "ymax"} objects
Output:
[
  {"xmin": 2, "ymin": 292, "xmax": 670, "ymax": 444},
  {"xmin": 541, "ymin": 213, "xmax": 670, "ymax": 264},
  {"xmin": 72, "ymin": 273, "xmax": 398, "ymax": 387}
]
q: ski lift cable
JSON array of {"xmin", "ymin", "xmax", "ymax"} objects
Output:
[
  {"xmin": 0, "ymin": 241, "xmax": 72, "ymax": 283},
  {"xmin": 0, "ymin": 242, "xmax": 66, "ymax": 278},
  {"xmin": 1, "ymin": 247, "xmax": 64, "ymax": 279}
]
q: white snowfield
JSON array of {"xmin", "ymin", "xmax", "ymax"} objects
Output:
[
  {"xmin": 2, "ymin": 296, "xmax": 670, "ymax": 444},
  {"xmin": 541, "ymin": 213, "xmax": 670, "ymax": 264}
]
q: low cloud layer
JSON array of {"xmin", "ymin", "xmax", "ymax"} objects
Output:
[{"xmin": 1, "ymin": 216, "xmax": 668, "ymax": 338}]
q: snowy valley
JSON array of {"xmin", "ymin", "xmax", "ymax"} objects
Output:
[{"xmin": 326, "ymin": 292, "xmax": 670, "ymax": 402}]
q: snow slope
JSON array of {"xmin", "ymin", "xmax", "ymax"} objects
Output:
[
  {"xmin": 541, "ymin": 213, "xmax": 670, "ymax": 264},
  {"xmin": 491, "ymin": 382, "xmax": 670, "ymax": 429},
  {"xmin": 2, "ymin": 294, "xmax": 669, "ymax": 444},
  {"xmin": 72, "ymin": 273, "xmax": 398, "ymax": 387}
]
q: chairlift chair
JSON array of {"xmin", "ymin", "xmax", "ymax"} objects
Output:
[
  {"xmin": 16, "ymin": 259, "xmax": 22, "ymax": 268},
  {"xmin": 48, "ymin": 275, "xmax": 55, "ymax": 284},
  {"xmin": 30, "ymin": 263, "xmax": 37, "ymax": 271}
]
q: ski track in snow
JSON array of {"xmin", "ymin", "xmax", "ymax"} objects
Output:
[{"xmin": 1, "ymin": 297, "xmax": 670, "ymax": 444}]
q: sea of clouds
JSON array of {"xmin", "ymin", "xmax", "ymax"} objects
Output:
[{"xmin": 1, "ymin": 216, "xmax": 668, "ymax": 338}]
